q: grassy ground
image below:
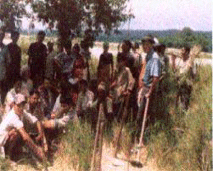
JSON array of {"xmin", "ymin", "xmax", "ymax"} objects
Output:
[{"xmin": 1, "ymin": 35, "xmax": 211, "ymax": 170}]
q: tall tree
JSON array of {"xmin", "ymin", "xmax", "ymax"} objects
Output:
[
  {"xmin": 0, "ymin": 0, "xmax": 28, "ymax": 31},
  {"xmin": 31, "ymin": 0, "xmax": 131, "ymax": 45}
]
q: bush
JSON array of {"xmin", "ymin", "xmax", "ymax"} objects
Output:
[{"xmin": 147, "ymin": 65, "xmax": 212, "ymax": 171}]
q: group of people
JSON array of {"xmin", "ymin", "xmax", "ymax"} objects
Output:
[{"xmin": 0, "ymin": 28, "xmax": 198, "ymax": 164}]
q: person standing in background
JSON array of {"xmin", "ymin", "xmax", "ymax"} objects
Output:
[
  {"xmin": 0, "ymin": 28, "xmax": 6, "ymax": 105},
  {"xmin": 28, "ymin": 31, "xmax": 47, "ymax": 89},
  {"xmin": 4, "ymin": 31, "xmax": 22, "ymax": 95}
]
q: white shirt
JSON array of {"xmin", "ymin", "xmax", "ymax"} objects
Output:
[
  {"xmin": 0, "ymin": 109, "xmax": 37, "ymax": 157},
  {"xmin": 4, "ymin": 88, "xmax": 17, "ymax": 114}
]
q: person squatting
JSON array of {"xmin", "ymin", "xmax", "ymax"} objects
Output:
[{"xmin": 0, "ymin": 29, "xmax": 198, "ymax": 164}]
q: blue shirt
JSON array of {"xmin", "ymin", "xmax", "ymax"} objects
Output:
[{"xmin": 143, "ymin": 49, "xmax": 161, "ymax": 87}]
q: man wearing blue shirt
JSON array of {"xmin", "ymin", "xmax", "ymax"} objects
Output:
[{"xmin": 137, "ymin": 36, "xmax": 161, "ymax": 122}]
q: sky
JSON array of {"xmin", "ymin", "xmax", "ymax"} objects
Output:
[
  {"xmin": 22, "ymin": 0, "xmax": 212, "ymax": 31},
  {"xmin": 123, "ymin": 0, "xmax": 212, "ymax": 31}
]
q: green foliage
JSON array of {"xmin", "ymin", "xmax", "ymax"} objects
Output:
[
  {"xmin": 31, "ymin": 0, "xmax": 129, "ymax": 44},
  {"xmin": 159, "ymin": 27, "xmax": 212, "ymax": 52},
  {"xmin": 0, "ymin": 0, "xmax": 27, "ymax": 31},
  {"xmin": 147, "ymin": 66, "xmax": 212, "ymax": 171}
]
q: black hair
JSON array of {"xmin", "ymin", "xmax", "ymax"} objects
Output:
[
  {"xmin": 80, "ymin": 40, "xmax": 89, "ymax": 49},
  {"xmin": 73, "ymin": 43, "xmax": 80, "ymax": 52},
  {"xmin": 29, "ymin": 88, "xmax": 40, "ymax": 96},
  {"xmin": 11, "ymin": 31, "xmax": 20, "ymax": 37},
  {"xmin": 123, "ymin": 40, "xmax": 132, "ymax": 49},
  {"xmin": 64, "ymin": 39, "xmax": 72, "ymax": 49},
  {"xmin": 38, "ymin": 31, "xmax": 46, "ymax": 37},
  {"xmin": 47, "ymin": 41, "xmax": 54, "ymax": 47},
  {"xmin": 133, "ymin": 42, "xmax": 140, "ymax": 49},
  {"xmin": 183, "ymin": 45, "xmax": 191, "ymax": 54},
  {"xmin": 153, "ymin": 44, "xmax": 166, "ymax": 53},
  {"xmin": 117, "ymin": 52, "xmax": 127, "ymax": 63},
  {"xmin": 60, "ymin": 95, "xmax": 73, "ymax": 105},
  {"xmin": 79, "ymin": 79, "xmax": 88, "ymax": 88}
]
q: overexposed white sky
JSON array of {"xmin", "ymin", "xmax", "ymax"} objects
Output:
[
  {"xmin": 123, "ymin": 0, "xmax": 212, "ymax": 31},
  {"xmin": 22, "ymin": 0, "xmax": 212, "ymax": 31}
]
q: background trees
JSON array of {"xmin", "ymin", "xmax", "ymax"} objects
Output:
[
  {"xmin": 0, "ymin": 0, "xmax": 28, "ymax": 32},
  {"xmin": 31, "ymin": 0, "xmax": 130, "ymax": 45}
]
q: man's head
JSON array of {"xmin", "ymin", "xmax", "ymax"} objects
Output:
[
  {"xmin": 37, "ymin": 31, "xmax": 46, "ymax": 43},
  {"xmin": 11, "ymin": 31, "xmax": 20, "ymax": 44},
  {"xmin": 0, "ymin": 28, "xmax": 5, "ymax": 43},
  {"xmin": 117, "ymin": 53, "xmax": 127, "ymax": 66},
  {"xmin": 29, "ymin": 88, "xmax": 40, "ymax": 106},
  {"xmin": 72, "ymin": 58, "xmax": 85, "ymax": 79},
  {"xmin": 181, "ymin": 45, "xmax": 190, "ymax": 61},
  {"xmin": 132, "ymin": 42, "xmax": 140, "ymax": 52},
  {"xmin": 141, "ymin": 36, "xmax": 155, "ymax": 53},
  {"xmin": 73, "ymin": 43, "xmax": 80, "ymax": 54},
  {"xmin": 14, "ymin": 80, "xmax": 22, "ymax": 94},
  {"xmin": 121, "ymin": 40, "xmax": 132, "ymax": 53},
  {"xmin": 80, "ymin": 40, "xmax": 89, "ymax": 51},
  {"xmin": 103, "ymin": 42, "xmax": 109, "ymax": 52},
  {"xmin": 60, "ymin": 95, "xmax": 73, "ymax": 112},
  {"xmin": 64, "ymin": 39, "xmax": 72, "ymax": 55},
  {"xmin": 14, "ymin": 94, "xmax": 27, "ymax": 115},
  {"xmin": 153, "ymin": 43, "xmax": 166, "ymax": 56}
]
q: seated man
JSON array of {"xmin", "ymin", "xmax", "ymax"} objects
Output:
[
  {"xmin": 0, "ymin": 94, "xmax": 46, "ymax": 162},
  {"xmin": 4, "ymin": 80, "xmax": 22, "ymax": 115},
  {"xmin": 42, "ymin": 95, "xmax": 75, "ymax": 130},
  {"xmin": 75, "ymin": 79, "xmax": 94, "ymax": 120}
]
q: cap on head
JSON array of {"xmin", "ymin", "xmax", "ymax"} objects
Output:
[
  {"xmin": 15, "ymin": 94, "xmax": 27, "ymax": 105},
  {"xmin": 141, "ymin": 36, "xmax": 155, "ymax": 44}
]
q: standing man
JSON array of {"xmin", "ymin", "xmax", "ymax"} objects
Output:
[
  {"xmin": 171, "ymin": 45, "xmax": 200, "ymax": 110},
  {"xmin": 5, "ymin": 31, "xmax": 22, "ymax": 93},
  {"xmin": 137, "ymin": 36, "xmax": 161, "ymax": 127},
  {"xmin": 0, "ymin": 28, "xmax": 6, "ymax": 104},
  {"xmin": 28, "ymin": 31, "xmax": 47, "ymax": 88},
  {"xmin": 97, "ymin": 42, "xmax": 114, "ymax": 85}
]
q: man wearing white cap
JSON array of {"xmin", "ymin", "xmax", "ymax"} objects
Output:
[{"xmin": 0, "ymin": 94, "xmax": 46, "ymax": 162}]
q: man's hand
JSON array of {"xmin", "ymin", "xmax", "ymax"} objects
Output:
[
  {"xmin": 35, "ymin": 146, "xmax": 46, "ymax": 162},
  {"xmin": 51, "ymin": 113, "xmax": 56, "ymax": 119},
  {"xmin": 35, "ymin": 133, "xmax": 43, "ymax": 143},
  {"xmin": 123, "ymin": 90, "xmax": 131, "ymax": 96},
  {"xmin": 171, "ymin": 54, "xmax": 176, "ymax": 62},
  {"xmin": 111, "ymin": 81, "xmax": 117, "ymax": 88},
  {"xmin": 138, "ymin": 80, "xmax": 144, "ymax": 89},
  {"xmin": 145, "ymin": 92, "xmax": 151, "ymax": 98}
]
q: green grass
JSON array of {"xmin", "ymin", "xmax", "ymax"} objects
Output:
[{"xmin": 0, "ymin": 157, "xmax": 13, "ymax": 171}]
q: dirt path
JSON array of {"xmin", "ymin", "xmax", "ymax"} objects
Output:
[{"xmin": 101, "ymin": 144, "xmax": 158, "ymax": 171}]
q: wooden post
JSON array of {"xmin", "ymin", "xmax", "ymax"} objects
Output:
[
  {"xmin": 90, "ymin": 102, "xmax": 105, "ymax": 171},
  {"xmin": 137, "ymin": 97, "xmax": 150, "ymax": 161},
  {"xmin": 113, "ymin": 95, "xmax": 130, "ymax": 158}
]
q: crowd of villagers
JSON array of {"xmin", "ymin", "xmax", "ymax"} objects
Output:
[{"xmin": 0, "ymin": 28, "xmax": 200, "ymax": 164}]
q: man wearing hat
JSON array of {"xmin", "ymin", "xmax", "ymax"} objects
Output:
[
  {"xmin": 0, "ymin": 94, "xmax": 46, "ymax": 162},
  {"xmin": 137, "ymin": 36, "xmax": 161, "ymax": 124}
]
